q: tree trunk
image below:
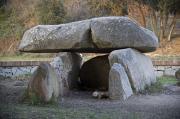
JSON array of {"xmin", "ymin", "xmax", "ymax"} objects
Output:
[
  {"xmin": 150, "ymin": 10, "xmax": 158, "ymax": 40},
  {"xmin": 137, "ymin": 2, "xmax": 146, "ymax": 27},
  {"xmin": 167, "ymin": 15, "xmax": 176, "ymax": 41}
]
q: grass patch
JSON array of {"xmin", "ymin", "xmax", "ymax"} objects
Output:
[
  {"xmin": 0, "ymin": 53, "xmax": 54, "ymax": 61},
  {"xmin": 0, "ymin": 103, "xmax": 141, "ymax": 119},
  {"xmin": 140, "ymin": 81, "xmax": 163, "ymax": 94},
  {"xmin": 140, "ymin": 76, "xmax": 178, "ymax": 94},
  {"xmin": 157, "ymin": 76, "xmax": 178, "ymax": 85}
]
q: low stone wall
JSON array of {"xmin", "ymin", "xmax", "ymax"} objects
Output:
[
  {"xmin": 0, "ymin": 66, "xmax": 37, "ymax": 79},
  {"xmin": 0, "ymin": 61, "xmax": 48, "ymax": 79},
  {"xmin": 0, "ymin": 60, "xmax": 180, "ymax": 78},
  {"xmin": 153, "ymin": 60, "xmax": 180, "ymax": 77}
]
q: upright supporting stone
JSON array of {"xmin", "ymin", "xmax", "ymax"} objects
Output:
[
  {"xmin": 175, "ymin": 69, "xmax": 180, "ymax": 80},
  {"xmin": 50, "ymin": 52, "xmax": 82, "ymax": 96},
  {"xmin": 27, "ymin": 63, "xmax": 59, "ymax": 103},
  {"xmin": 109, "ymin": 63, "xmax": 133, "ymax": 100},
  {"xmin": 109, "ymin": 48, "xmax": 156, "ymax": 92}
]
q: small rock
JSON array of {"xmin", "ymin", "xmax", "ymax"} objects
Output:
[{"xmin": 92, "ymin": 91, "xmax": 109, "ymax": 99}]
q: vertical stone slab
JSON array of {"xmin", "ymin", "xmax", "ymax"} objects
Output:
[
  {"xmin": 50, "ymin": 52, "xmax": 82, "ymax": 96},
  {"xmin": 109, "ymin": 48, "xmax": 156, "ymax": 92},
  {"xmin": 109, "ymin": 63, "xmax": 133, "ymax": 100},
  {"xmin": 27, "ymin": 63, "xmax": 59, "ymax": 102}
]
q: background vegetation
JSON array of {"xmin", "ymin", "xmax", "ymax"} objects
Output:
[{"xmin": 0, "ymin": 0, "xmax": 179, "ymax": 57}]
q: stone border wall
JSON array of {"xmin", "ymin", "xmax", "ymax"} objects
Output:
[
  {"xmin": 0, "ymin": 60, "xmax": 180, "ymax": 78},
  {"xmin": 152, "ymin": 60, "xmax": 180, "ymax": 66},
  {"xmin": 152, "ymin": 60, "xmax": 180, "ymax": 77},
  {"xmin": 0, "ymin": 61, "xmax": 49, "ymax": 79},
  {"xmin": 0, "ymin": 60, "xmax": 179, "ymax": 67}
]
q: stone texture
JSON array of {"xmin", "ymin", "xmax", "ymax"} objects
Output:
[
  {"xmin": 50, "ymin": 52, "xmax": 82, "ymax": 95},
  {"xmin": 27, "ymin": 63, "xmax": 59, "ymax": 102},
  {"xmin": 91, "ymin": 17, "xmax": 158, "ymax": 53},
  {"xmin": 19, "ymin": 17, "xmax": 158, "ymax": 53},
  {"xmin": 175, "ymin": 69, "xmax": 180, "ymax": 80},
  {"xmin": 109, "ymin": 48, "xmax": 156, "ymax": 92},
  {"xmin": 80, "ymin": 55, "xmax": 110, "ymax": 90},
  {"xmin": 19, "ymin": 20, "xmax": 94, "ymax": 53},
  {"xmin": 155, "ymin": 71, "xmax": 164, "ymax": 77},
  {"xmin": 109, "ymin": 63, "xmax": 133, "ymax": 100}
]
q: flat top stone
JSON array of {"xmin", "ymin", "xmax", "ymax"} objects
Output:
[{"xmin": 19, "ymin": 17, "xmax": 159, "ymax": 53}]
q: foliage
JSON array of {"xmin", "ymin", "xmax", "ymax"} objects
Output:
[
  {"xmin": 139, "ymin": 76, "xmax": 178, "ymax": 94},
  {"xmin": 0, "ymin": 3, "xmax": 25, "ymax": 39},
  {"xmin": 136, "ymin": 0, "xmax": 180, "ymax": 45},
  {"xmin": 22, "ymin": 89, "xmax": 57, "ymax": 105},
  {"xmin": 36, "ymin": 0, "xmax": 66, "ymax": 24},
  {"xmin": 139, "ymin": 81, "xmax": 163, "ymax": 94},
  {"xmin": 157, "ymin": 76, "xmax": 178, "ymax": 85},
  {"xmin": 88, "ymin": 0, "xmax": 128, "ymax": 17},
  {"xmin": 0, "ymin": 0, "xmax": 6, "ymax": 7}
]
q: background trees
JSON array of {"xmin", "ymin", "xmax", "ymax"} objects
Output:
[
  {"xmin": 134, "ymin": 0, "xmax": 180, "ymax": 46},
  {"xmin": 88, "ymin": 0, "xmax": 128, "ymax": 17},
  {"xmin": 0, "ymin": 0, "xmax": 179, "ymax": 55},
  {"xmin": 36, "ymin": 0, "xmax": 66, "ymax": 24},
  {"xmin": 0, "ymin": 0, "xmax": 7, "ymax": 7}
]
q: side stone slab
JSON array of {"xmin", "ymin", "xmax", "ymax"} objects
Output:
[
  {"xmin": 109, "ymin": 48, "xmax": 156, "ymax": 92},
  {"xmin": 109, "ymin": 63, "xmax": 133, "ymax": 100},
  {"xmin": 50, "ymin": 52, "xmax": 82, "ymax": 96},
  {"xmin": 26, "ymin": 63, "xmax": 59, "ymax": 102}
]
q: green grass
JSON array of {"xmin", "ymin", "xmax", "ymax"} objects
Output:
[
  {"xmin": 0, "ymin": 103, "xmax": 140, "ymax": 119},
  {"xmin": 0, "ymin": 53, "xmax": 54, "ymax": 61},
  {"xmin": 157, "ymin": 76, "xmax": 178, "ymax": 85},
  {"xmin": 140, "ymin": 76, "xmax": 178, "ymax": 94}
]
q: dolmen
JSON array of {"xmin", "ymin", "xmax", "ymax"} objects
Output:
[{"xmin": 19, "ymin": 17, "xmax": 158, "ymax": 102}]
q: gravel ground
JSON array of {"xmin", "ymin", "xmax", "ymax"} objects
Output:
[{"xmin": 0, "ymin": 79, "xmax": 180, "ymax": 119}]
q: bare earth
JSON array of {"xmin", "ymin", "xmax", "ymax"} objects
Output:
[{"xmin": 0, "ymin": 79, "xmax": 180, "ymax": 119}]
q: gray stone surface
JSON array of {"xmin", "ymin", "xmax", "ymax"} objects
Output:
[
  {"xmin": 27, "ymin": 63, "xmax": 59, "ymax": 102},
  {"xmin": 154, "ymin": 66, "xmax": 180, "ymax": 77},
  {"xmin": 109, "ymin": 48, "xmax": 156, "ymax": 92},
  {"xmin": 109, "ymin": 63, "xmax": 133, "ymax": 100},
  {"xmin": 50, "ymin": 52, "xmax": 82, "ymax": 95},
  {"xmin": 0, "ymin": 66, "xmax": 37, "ymax": 79},
  {"xmin": 175, "ymin": 69, "xmax": 180, "ymax": 80},
  {"xmin": 19, "ymin": 17, "xmax": 158, "ymax": 53},
  {"xmin": 91, "ymin": 17, "xmax": 158, "ymax": 53},
  {"xmin": 19, "ymin": 20, "xmax": 93, "ymax": 53},
  {"xmin": 155, "ymin": 71, "xmax": 164, "ymax": 77},
  {"xmin": 80, "ymin": 55, "xmax": 110, "ymax": 90}
]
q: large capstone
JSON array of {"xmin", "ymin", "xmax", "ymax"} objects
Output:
[
  {"xmin": 50, "ymin": 52, "xmax": 82, "ymax": 96},
  {"xmin": 19, "ymin": 20, "xmax": 93, "ymax": 53},
  {"xmin": 109, "ymin": 48, "xmax": 156, "ymax": 92},
  {"xmin": 80, "ymin": 55, "xmax": 110, "ymax": 90},
  {"xmin": 26, "ymin": 63, "xmax": 59, "ymax": 102},
  {"xmin": 109, "ymin": 63, "xmax": 133, "ymax": 100},
  {"xmin": 19, "ymin": 17, "xmax": 158, "ymax": 53},
  {"xmin": 91, "ymin": 17, "xmax": 158, "ymax": 53}
]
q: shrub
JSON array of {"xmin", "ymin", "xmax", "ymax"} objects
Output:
[{"xmin": 36, "ymin": 0, "xmax": 66, "ymax": 25}]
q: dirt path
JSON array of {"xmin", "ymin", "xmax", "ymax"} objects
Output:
[{"xmin": 0, "ymin": 79, "xmax": 180, "ymax": 119}]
